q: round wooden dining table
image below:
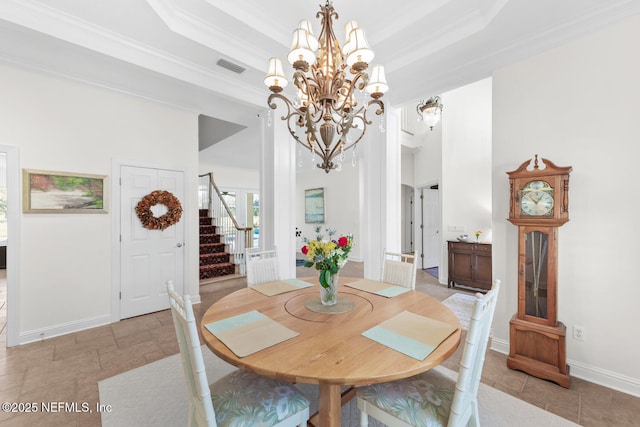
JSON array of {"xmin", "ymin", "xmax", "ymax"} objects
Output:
[{"xmin": 200, "ymin": 277, "xmax": 461, "ymax": 427}]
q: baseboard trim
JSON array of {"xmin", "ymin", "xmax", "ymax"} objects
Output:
[
  {"xmin": 189, "ymin": 293, "xmax": 201, "ymax": 305},
  {"xmin": 567, "ymin": 359, "xmax": 640, "ymax": 398},
  {"xmin": 490, "ymin": 337, "xmax": 640, "ymax": 397},
  {"xmin": 490, "ymin": 336, "xmax": 510, "ymax": 355},
  {"xmin": 19, "ymin": 314, "xmax": 112, "ymax": 345}
]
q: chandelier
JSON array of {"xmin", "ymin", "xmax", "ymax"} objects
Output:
[
  {"xmin": 417, "ymin": 97, "xmax": 443, "ymax": 130},
  {"xmin": 264, "ymin": 1, "xmax": 389, "ymax": 173}
]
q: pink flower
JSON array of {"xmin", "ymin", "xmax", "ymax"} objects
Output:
[
  {"xmin": 301, "ymin": 246, "xmax": 309, "ymax": 255},
  {"xmin": 337, "ymin": 236, "xmax": 348, "ymax": 248}
]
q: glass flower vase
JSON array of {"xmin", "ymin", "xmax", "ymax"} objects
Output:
[{"xmin": 319, "ymin": 271, "xmax": 339, "ymax": 306}]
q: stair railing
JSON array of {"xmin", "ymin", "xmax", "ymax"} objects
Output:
[{"xmin": 198, "ymin": 172, "xmax": 253, "ymax": 275}]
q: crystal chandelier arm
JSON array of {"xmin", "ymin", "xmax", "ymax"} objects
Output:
[
  {"xmin": 332, "ymin": 71, "xmax": 367, "ymax": 112},
  {"xmin": 268, "ymin": 93, "xmax": 313, "ymax": 149},
  {"xmin": 294, "ymin": 71, "xmax": 322, "ymax": 123},
  {"xmin": 267, "ymin": 92, "xmax": 327, "ymax": 158},
  {"xmin": 367, "ymin": 98, "xmax": 385, "ymax": 116},
  {"xmin": 331, "ymin": 97, "xmax": 384, "ymax": 155}
]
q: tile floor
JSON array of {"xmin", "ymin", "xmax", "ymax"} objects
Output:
[{"xmin": 0, "ymin": 266, "xmax": 638, "ymax": 426}]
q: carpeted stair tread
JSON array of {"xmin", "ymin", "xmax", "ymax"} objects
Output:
[
  {"xmin": 200, "ymin": 243, "xmax": 226, "ymax": 254},
  {"xmin": 199, "ymin": 253, "xmax": 230, "ymax": 266},
  {"xmin": 199, "ymin": 225, "xmax": 217, "ymax": 234},
  {"xmin": 199, "ymin": 263, "xmax": 236, "ymax": 279},
  {"xmin": 200, "ymin": 234, "xmax": 222, "ymax": 244}
]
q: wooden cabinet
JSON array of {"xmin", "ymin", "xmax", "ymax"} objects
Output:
[{"xmin": 447, "ymin": 241, "xmax": 492, "ymax": 291}]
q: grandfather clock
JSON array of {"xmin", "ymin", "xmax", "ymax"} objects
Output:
[{"xmin": 506, "ymin": 155, "xmax": 571, "ymax": 388}]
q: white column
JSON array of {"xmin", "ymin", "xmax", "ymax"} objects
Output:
[
  {"xmin": 385, "ymin": 107, "xmax": 402, "ymax": 253},
  {"xmin": 361, "ymin": 106, "xmax": 402, "ymax": 279},
  {"xmin": 259, "ymin": 112, "xmax": 296, "ymax": 279}
]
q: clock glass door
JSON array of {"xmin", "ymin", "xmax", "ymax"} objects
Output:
[{"xmin": 524, "ymin": 230, "xmax": 548, "ymax": 319}]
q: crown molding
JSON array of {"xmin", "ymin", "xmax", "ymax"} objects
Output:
[
  {"xmin": 203, "ymin": 0, "xmax": 290, "ymax": 47},
  {"xmin": 385, "ymin": 9, "xmax": 486, "ymax": 73},
  {"xmin": 147, "ymin": 0, "xmax": 273, "ymax": 71},
  {"xmin": 0, "ymin": 51, "xmax": 260, "ymax": 117},
  {"xmin": 0, "ymin": 0, "xmax": 264, "ymax": 106}
]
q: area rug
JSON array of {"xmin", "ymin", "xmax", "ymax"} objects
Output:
[
  {"xmin": 99, "ymin": 347, "xmax": 579, "ymax": 427},
  {"xmin": 425, "ymin": 266, "xmax": 438, "ymax": 278},
  {"xmin": 442, "ymin": 292, "xmax": 476, "ymax": 330}
]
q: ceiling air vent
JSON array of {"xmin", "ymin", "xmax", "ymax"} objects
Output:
[{"xmin": 216, "ymin": 58, "xmax": 246, "ymax": 74}]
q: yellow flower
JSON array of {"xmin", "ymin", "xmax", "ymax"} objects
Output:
[{"xmin": 323, "ymin": 241, "xmax": 336, "ymax": 256}]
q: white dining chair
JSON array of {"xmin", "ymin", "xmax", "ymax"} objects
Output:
[
  {"xmin": 166, "ymin": 281, "xmax": 310, "ymax": 427},
  {"xmin": 357, "ymin": 280, "xmax": 501, "ymax": 427},
  {"xmin": 381, "ymin": 251, "xmax": 417, "ymax": 289},
  {"xmin": 245, "ymin": 247, "xmax": 280, "ymax": 286}
]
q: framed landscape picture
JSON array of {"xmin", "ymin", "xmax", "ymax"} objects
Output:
[
  {"xmin": 23, "ymin": 169, "xmax": 108, "ymax": 213},
  {"xmin": 304, "ymin": 187, "xmax": 325, "ymax": 223}
]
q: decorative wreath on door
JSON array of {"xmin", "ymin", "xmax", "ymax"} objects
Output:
[{"xmin": 135, "ymin": 190, "xmax": 183, "ymax": 230}]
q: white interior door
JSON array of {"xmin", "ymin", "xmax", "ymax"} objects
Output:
[
  {"xmin": 120, "ymin": 165, "xmax": 184, "ymax": 319},
  {"xmin": 422, "ymin": 188, "xmax": 440, "ymax": 268}
]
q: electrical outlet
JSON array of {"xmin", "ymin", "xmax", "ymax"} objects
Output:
[{"xmin": 573, "ymin": 325, "xmax": 585, "ymax": 341}]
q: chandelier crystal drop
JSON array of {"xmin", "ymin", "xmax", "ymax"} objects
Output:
[{"xmin": 264, "ymin": 1, "xmax": 389, "ymax": 173}]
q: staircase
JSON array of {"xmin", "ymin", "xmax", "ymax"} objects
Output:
[{"xmin": 199, "ymin": 209, "xmax": 237, "ymax": 281}]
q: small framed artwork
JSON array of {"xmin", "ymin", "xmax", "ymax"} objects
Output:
[
  {"xmin": 305, "ymin": 187, "xmax": 325, "ymax": 223},
  {"xmin": 23, "ymin": 169, "xmax": 108, "ymax": 213}
]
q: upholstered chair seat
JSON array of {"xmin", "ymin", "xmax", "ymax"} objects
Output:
[
  {"xmin": 357, "ymin": 369, "xmax": 456, "ymax": 427},
  {"xmin": 167, "ymin": 281, "xmax": 309, "ymax": 427},
  {"xmin": 357, "ymin": 281, "xmax": 501, "ymax": 427},
  {"xmin": 209, "ymin": 369, "xmax": 309, "ymax": 427}
]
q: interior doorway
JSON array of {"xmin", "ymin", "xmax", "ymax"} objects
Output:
[
  {"xmin": 401, "ymin": 184, "xmax": 414, "ymax": 253},
  {"xmin": 0, "ymin": 153, "xmax": 6, "ymax": 341},
  {"xmin": 417, "ymin": 184, "xmax": 440, "ymax": 279},
  {"xmin": 0, "ymin": 145, "xmax": 19, "ymax": 346},
  {"xmin": 118, "ymin": 164, "xmax": 186, "ymax": 320}
]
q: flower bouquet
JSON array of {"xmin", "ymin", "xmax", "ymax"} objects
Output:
[{"xmin": 301, "ymin": 226, "xmax": 353, "ymax": 305}]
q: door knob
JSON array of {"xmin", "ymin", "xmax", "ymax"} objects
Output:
[{"xmin": 177, "ymin": 243, "xmax": 183, "ymax": 247}]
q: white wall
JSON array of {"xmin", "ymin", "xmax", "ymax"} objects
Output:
[
  {"xmin": 413, "ymin": 122, "xmax": 442, "ymax": 187},
  {"xmin": 200, "ymin": 164, "xmax": 259, "ymax": 189},
  {"xmin": 400, "ymin": 149, "xmax": 415, "ymax": 186},
  {"xmin": 296, "ymin": 163, "xmax": 362, "ymax": 261},
  {"xmin": 492, "ymin": 15, "xmax": 640, "ymax": 395},
  {"xmin": 0, "ymin": 64, "xmax": 199, "ymax": 341},
  {"xmin": 199, "ymin": 125, "xmax": 260, "ymax": 188},
  {"xmin": 441, "ymin": 78, "xmax": 493, "ymax": 243},
  {"xmin": 406, "ymin": 80, "xmax": 491, "ymax": 281}
]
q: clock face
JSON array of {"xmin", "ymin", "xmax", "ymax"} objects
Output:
[{"xmin": 520, "ymin": 180, "xmax": 554, "ymax": 216}]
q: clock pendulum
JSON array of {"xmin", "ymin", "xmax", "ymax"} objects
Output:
[{"xmin": 506, "ymin": 155, "xmax": 572, "ymax": 388}]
